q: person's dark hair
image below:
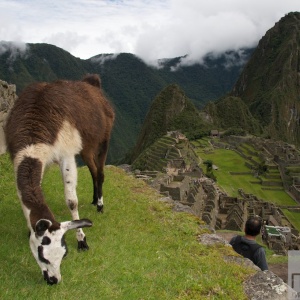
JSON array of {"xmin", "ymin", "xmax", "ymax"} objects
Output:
[{"xmin": 245, "ymin": 216, "xmax": 262, "ymax": 236}]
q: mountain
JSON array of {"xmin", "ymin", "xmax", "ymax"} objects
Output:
[
  {"xmin": 231, "ymin": 12, "xmax": 300, "ymax": 145},
  {"xmin": 130, "ymin": 84, "xmax": 211, "ymax": 162},
  {"xmin": 204, "ymin": 96, "xmax": 262, "ymax": 135},
  {"xmin": 0, "ymin": 42, "xmax": 252, "ymax": 162}
]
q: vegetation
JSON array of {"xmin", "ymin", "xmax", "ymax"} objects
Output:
[
  {"xmin": 195, "ymin": 143, "xmax": 296, "ymax": 206},
  {"xmin": 0, "ymin": 44, "xmax": 251, "ymax": 164},
  {"xmin": 1, "ymin": 13, "xmax": 300, "ymax": 164},
  {"xmin": 0, "ymin": 153, "xmax": 254, "ymax": 299},
  {"xmin": 281, "ymin": 209, "xmax": 300, "ymax": 231},
  {"xmin": 203, "ymin": 160, "xmax": 217, "ymax": 182},
  {"xmin": 231, "ymin": 12, "xmax": 300, "ymax": 147},
  {"xmin": 204, "ymin": 97, "xmax": 262, "ymax": 135},
  {"xmin": 130, "ymin": 84, "xmax": 212, "ymax": 163}
]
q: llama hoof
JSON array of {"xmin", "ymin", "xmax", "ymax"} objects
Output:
[
  {"xmin": 97, "ymin": 204, "xmax": 104, "ymax": 213},
  {"xmin": 77, "ymin": 237, "xmax": 89, "ymax": 251},
  {"xmin": 91, "ymin": 199, "xmax": 97, "ymax": 205}
]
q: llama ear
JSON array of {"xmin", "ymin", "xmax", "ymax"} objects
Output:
[
  {"xmin": 60, "ymin": 219, "xmax": 93, "ymax": 232},
  {"xmin": 35, "ymin": 219, "xmax": 52, "ymax": 236}
]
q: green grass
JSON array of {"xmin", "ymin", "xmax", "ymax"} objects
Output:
[
  {"xmin": 0, "ymin": 153, "xmax": 253, "ymax": 300},
  {"xmin": 286, "ymin": 166, "xmax": 300, "ymax": 173},
  {"xmin": 196, "ymin": 146, "xmax": 296, "ymax": 206},
  {"xmin": 281, "ymin": 209, "xmax": 300, "ymax": 231}
]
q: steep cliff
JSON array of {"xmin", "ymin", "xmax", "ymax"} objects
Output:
[
  {"xmin": 204, "ymin": 96, "xmax": 262, "ymax": 134},
  {"xmin": 130, "ymin": 84, "xmax": 210, "ymax": 162},
  {"xmin": 231, "ymin": 12, "xmax": 300, "ymax": 144},
  {"xmin": 0, "ymin": 80, "xmax": 17, "ymax": 154}
]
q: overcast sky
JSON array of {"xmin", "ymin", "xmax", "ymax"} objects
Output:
[{"xmin": 0, "ymin": 0, "xmax": 299, "ymax": 64}]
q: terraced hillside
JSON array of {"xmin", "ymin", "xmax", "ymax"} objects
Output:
[
  {"xmin": 132, "ymin": 134, "xmax": 199, "ymax": 172},
  {"xmin": 193, "ymin": 137, "xmax": 296, "ymax": 207}
]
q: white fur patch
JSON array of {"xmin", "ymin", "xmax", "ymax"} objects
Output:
[
  {"xmin": 60, "ymin": 156, "xmax": 80, "ymax": 221},
  {"xmin": 14, "ymin": 120, "xmax": 82, "ymax": 173},
  {"xmin": 29, "ymin": 225, "xmax": 67, "ymax": 283},
  {"xmin": 13, "ymin": 121, "xmax": 86, "ymax": 283},
  {"xmin": 97, "ymin": 196, "xmax": 104, "ymax": 206}
]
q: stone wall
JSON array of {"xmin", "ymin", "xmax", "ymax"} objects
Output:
[{"xmin": 0, "ymin": 79, "xmax": 17, "ymax": 154}]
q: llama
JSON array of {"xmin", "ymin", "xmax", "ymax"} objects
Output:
[{"xmin": 4, "ymin": 74, "xmax": 115, "ymax": 285}]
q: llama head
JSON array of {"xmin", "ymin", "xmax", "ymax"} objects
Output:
[{"xmin": 29, "ymin": 218, "xmax": 92, "ymax": 285}]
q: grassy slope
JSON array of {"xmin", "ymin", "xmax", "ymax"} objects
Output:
[
  {"xmin": 0, "ymin": 154, "xmax": 253, "ymax": 300},
  {"xmin": 196, "ymin": 146, "xmax": 296, "ymax": 206}
]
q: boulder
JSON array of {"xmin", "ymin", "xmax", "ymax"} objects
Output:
[
  {"xmin": 0, "ymin": 79, "xmax": 17, "ymax": 154},
  {"xmin": 244, "ymin": 270, "xmax": 295, "ymax": 300}
]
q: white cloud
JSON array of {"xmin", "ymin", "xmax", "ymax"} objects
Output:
[
  {"xmin": 0, "ymin": 41, "xmax": 28, "ymax": 58},
  {"xmin": 0, "ymin": 0, "xmax": 299, "ymax": 65},
  {"xmin": 90, "ymin": 53, "xmax": 120, "ymax": 64}
]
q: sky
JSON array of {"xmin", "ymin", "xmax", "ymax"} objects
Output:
[{"xmin": 0, "ymin": 0, "xmax": 299, "ymax": 65}]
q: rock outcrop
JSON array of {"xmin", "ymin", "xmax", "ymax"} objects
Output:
[
  {"xmin": 199, "ymin": 233, "xmax": 296, "ymax": 299},
  {"xmin": 0, "ymin": 79, "xmax": 17, "ymax": 154},
  {"xmin": 244, "ymin": 270, "xmax": 295, "ymax": 300}
]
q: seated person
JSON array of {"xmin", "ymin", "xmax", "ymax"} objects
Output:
[{"xmin": 230, "ymin": 216, "xmax": 268, "ymax": 271}]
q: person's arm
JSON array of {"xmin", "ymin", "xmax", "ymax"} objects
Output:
[
  {"xmin": 254, "ymin": 247, "xmax": 268, "ymax": 271},
  {"xmin": 229, "ymin": 235, "xmax": 237, "ymax": 246}
]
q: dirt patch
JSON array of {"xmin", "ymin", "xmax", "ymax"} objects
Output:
[
  {"xmin": 268, "ymin": 263, "xmax": 288, "ymax": 283},
  {"xmin": 217, "ymin": 232, "xmax": 288, "ymax": 283}
]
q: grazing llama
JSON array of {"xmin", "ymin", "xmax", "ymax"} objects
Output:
[{"xmin": 4, "ymin": 74, "xmax": 115, "ymax": 284}]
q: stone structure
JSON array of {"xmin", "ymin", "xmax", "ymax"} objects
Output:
[
  {"xmin": 131, "ymin": 133, "xmax": 300, "ymax": 253},
  {"xmin": 220, "ymin": 135, "xmax": 300, "ymax": 202},
  {"xmin": 127, "ymin": 133, "xmax": 300, "ymax": 296},
  {"xmin": 0, "ymin": 79, "xmax": 17, "ymax": 154}
]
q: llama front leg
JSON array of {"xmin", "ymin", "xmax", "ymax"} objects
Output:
[{"xmin": 60, "ymin": 156, "xmax": 89, "ymax": 250}]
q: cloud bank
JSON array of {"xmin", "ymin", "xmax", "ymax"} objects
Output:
[{"xmin": 0, "ymin": 0, "xmax": 299, "ymax": 65}]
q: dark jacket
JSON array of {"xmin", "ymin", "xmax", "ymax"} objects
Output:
[{"xmin": 230, "ymin": 235, "xmax": 268, "ymax": 271}]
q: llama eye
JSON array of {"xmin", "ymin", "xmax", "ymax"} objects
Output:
[{"xmin": 41, "ymin": 236, "xmax": 51, "ymax": 245}]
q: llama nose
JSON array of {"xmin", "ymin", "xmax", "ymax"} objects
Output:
[
  {"xmin": 43, "ymin": 270, "xmax": 60, "ymax": 285},
  {"xmin": 46, "ymin": 276, "xmax": 58, "ymax": 285}
]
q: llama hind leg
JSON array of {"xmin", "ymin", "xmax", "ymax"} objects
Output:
[
  {"xmin": 82, "ymin": 144, "xmax": 107, "ymax": 213},
  {"xmin": 60, "ymin": 156, "xmax": 89, "ymax": 250},
  {"xmin": 80, "ymin": 151, "xmax": 99, "ymax": 209},
  {"xmin": 95, "ymin": 140, "xmax": 109, "ymax": 213}
]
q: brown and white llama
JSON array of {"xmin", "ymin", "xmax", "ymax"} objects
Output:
[{"xmin": 4, "ymin": 74, "xmax": 115, "ymax": 285}]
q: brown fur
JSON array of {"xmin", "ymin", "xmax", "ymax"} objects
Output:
[
  {"xmin": 17, "ymin": 157, "xmax": 60, "ymax": 230},
  {"xmin": 5, "ymin": 75, "xmax": 114, "ymax": 159},
  {"xmin": 5, "ymin": 74, "xmax": 115, "ymax": 224}
]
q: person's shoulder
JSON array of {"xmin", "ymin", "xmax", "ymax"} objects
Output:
[
  {"xmin": 230, "ymin": 235, "xmax": 241, "ymax": 244},
  {"xmin": 255, "ymin": 245, "xmax": 266, "ymax": 254},
  {"xmin": 241, "ymin": 236, "xmax": 257, "ymax": 244}
]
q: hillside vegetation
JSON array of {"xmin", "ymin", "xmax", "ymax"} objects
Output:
[
  {"xmin": 0, "ymin": 44, "xmax": 251, "ymax": 163},
  {"xmin": 0, "ymin": 153, "xmax": 253, "ymax": 299},
  {"xmin": 130, "ymin": 84, "xmax": 211, "ymax": 162},
  {"xmin": 204, "ymin": 96, "xmax": 262, "ymax": 135},
  {"xmin": 231, "ymin": 12, "xmax": 300, "ymax": 145},
  {"xmin": 195, "ymin": 142, "xmax": 296, "ymax": 206}
]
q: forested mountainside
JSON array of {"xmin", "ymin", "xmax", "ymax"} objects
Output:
[
  {"xmin": 0, "ymin": 43, "xmax": 251, "ymax": 163},
  {"xmin": 200, "ymin": 12, "xmax": 300, "ymax": 148},
  {"xmin": 130, "ymin": 84, "xmax": 211, "ymax": 163},
  {"xmin": 130, "ymin": 12, "xmax": 300, "ymax": 163},
  {"xmin": 230, "ymin": 12, "xmax": 300, "ymax": 145},
  {"xmin": 1, "ymin": 13, "xmax": 299, "ymax": 162}
]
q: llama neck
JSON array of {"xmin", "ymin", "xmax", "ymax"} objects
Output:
[{"xmin": 16, "ymin": 156, "xmax": 57, "ymax": 230}]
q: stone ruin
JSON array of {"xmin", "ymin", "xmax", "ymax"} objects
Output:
[
  {"xmin": 219, "ymin": 135, "xmax": 300, "ymax": 202},
  {"xmin": 130, "ymin": 133, "xmax": 300, "ymax": 255},
  {"xmin": 0, "ymin": 79, "xmax": 17, "ymax": 154},
  {"xmin": 218, "ymin": 190, "xmax": 300, "ymax": 254}
]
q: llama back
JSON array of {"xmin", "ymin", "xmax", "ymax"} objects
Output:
[{"xmin": 5, "ymin": 75, "xmax": 114, "ymax": 159}]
